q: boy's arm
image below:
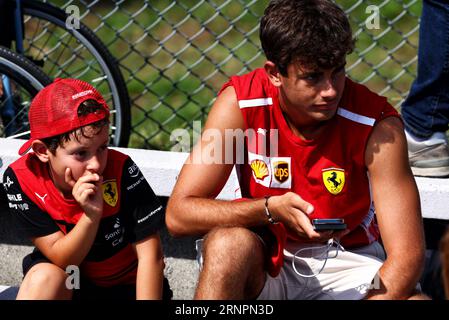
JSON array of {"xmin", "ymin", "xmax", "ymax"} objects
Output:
[
  {"xmin": 33, "ymin": 213, "xmax": 101, "ymax": 268},
  {"xmin": 133, "ymin": 233, "xmax": 164, "ymax": 300},
  {"xmin": 34, "ymin": 170, "xmax": 103, "ymax": 268},
  {"xmin": 121, "ymin": 157, "xmax": 166, "ymax": 299},
  {"xmin": 2, "ymin": 167, "xmax": 101, "ymax": 268},
  {"xmin": 121, "ymin": 157, "xmax": 165, "ymax": 242},
  {"xmin": 364, "ymin": 116, "xmax": 425, "ymax": 299}
]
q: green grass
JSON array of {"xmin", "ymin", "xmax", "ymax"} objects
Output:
[{"xmin": 44, "ymin": 0, "xmax": 421, "ymax": 150}]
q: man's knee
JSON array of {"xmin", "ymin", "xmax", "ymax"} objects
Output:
[
  {"xmin": 201, "ymin": 227, "xmax": 265, "ymax": 274},
  {"xmin": 197, "ymin": 227, "xmax": 266, "ymax": 299},
  {"xmin": 408, "ymin": 290, "xmax": 432, "ymax": 300},
  {"xmin": 203, "ymin": 227, "xmax": 263, "ymax": 258}
]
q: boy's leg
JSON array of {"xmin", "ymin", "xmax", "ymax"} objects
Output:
[
  {"xmin": 17, "ymin": 262, "xmax": 72, "ymax": 300},
  {"xmin": 194, "ymin": 227, "xmax": 266, "ymax": 299}
]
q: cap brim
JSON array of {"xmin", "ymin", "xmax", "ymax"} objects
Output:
[{"xmin": 18, "ymin": 139, "xmax": 34, "ymax": 156}]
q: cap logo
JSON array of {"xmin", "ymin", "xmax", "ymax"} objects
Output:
[{"xmin": 72, "ymin": 90, "xmax": 93, "ymax": 100}]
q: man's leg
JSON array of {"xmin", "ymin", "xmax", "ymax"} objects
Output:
[
  {"xmin": 194, "ymin": 227, "xmax": 266, "ymax": 299},
  {"xmin": 402, "ymin": 0, "xmax": 449, "ymax": 137},
  {"xmin": 402, "ymin": 0, "xmax": 449, "ymax": 177}
]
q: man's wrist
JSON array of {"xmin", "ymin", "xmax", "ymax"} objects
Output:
[{"xmin": 264, "ymin": 196, "xmax": 276, "ymax": 224}]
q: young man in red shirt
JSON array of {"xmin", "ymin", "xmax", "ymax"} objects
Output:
[{"xmin": 167, "ymin": 0, "xmax": 427, "ymax": 300}]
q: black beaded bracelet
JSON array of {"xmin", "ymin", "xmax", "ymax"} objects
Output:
[{"xmin": 264, "ymin": 196, "xmax": 275, "ymax": 224}]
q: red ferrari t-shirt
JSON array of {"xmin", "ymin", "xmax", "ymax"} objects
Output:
[{"xmin": 221, "ymin": 68, "xmax": 400, "ymax": 248}]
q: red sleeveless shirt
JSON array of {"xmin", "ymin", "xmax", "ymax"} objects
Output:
[{"xmin": 221, "ymin": 68, "xmax": 400, "ymax": 248}]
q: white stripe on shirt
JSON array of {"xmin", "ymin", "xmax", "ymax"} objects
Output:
[
  {"xmin": 238, "ymin": 98, "xmax": 273, "ymax": 109},
  {"xmin": 337, "ymin": 107, "xmax": 375, "ymax": 126}
]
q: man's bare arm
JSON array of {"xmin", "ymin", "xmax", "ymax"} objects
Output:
[
  {"xmin": 166, "ymin": 87, "xmax": 334, "ymax": 241},
  {"xmin": 166, "ymin": 87, "xmax": 269, "ymax": 237},
  {"xmin": 364, "ymin": 116, "xmax": 425, "ymax": 299}
]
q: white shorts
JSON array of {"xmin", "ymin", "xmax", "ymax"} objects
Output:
[{"xmin": 257, "ymin": 240, "xmax": 386, "ymax": 300}]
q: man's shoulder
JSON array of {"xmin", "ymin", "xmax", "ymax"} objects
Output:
[
  {"xmin": 227, "ymin": 68, "xmax": 274, "ymax": 102},
  {"xmin": 231, "ymin": 68, "xmax": 268, "ymax": 87},
  {"xmin": 343, "ymin": 77, "xmax": 386, "ymax": 104},
  {"xmin": 340, "ymin": 77, "xmax": 394, "ymax": 119}
]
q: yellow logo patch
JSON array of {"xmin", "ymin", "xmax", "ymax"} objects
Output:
[
  {"xmin": 273, "ymin": 161, "xmax": 289, "ymax": 183},
  {"xmin": 250, "ymin": 159, "xmax": 269, "ymax": 180},
  {"xmin": 102, "ymin": 180, "xmax": 118, "ymax": 207},
  {"xmin": 322, "ymin": 168, "xmax": 345, "ymax": 195}
]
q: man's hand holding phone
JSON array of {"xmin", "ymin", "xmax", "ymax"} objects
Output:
[
  {"xmin": 312, "ymin": 218, "xmax": 347, "ymax": 231},
  {"xmin": 311, "ymin": 218, "xmax": 349, "ymax": 242},
  {"xmin": 268, "ymin": 193, "xmax": 349, "ymax": 242}
]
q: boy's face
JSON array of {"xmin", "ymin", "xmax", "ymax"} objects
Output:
[
  {"xmin": 47, "ymin": 125, "xmax": 109, "ymax": 195},
  {"xmin": 276, "ymin": 61, "xmax": 346, "ymax": 126}
]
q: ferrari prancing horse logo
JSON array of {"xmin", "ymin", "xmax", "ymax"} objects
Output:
[
  {"xmin": 322, "ymin": 168, "xmax": 345, "ymax": 195},
  {"xmin": 102, "ymin": 180, "xmax": 118, "ymax": 207}
]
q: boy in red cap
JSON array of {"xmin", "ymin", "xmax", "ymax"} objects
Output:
[{"xmin": 2, "ymin": 78, "xmax": 171, "ymax": 300}]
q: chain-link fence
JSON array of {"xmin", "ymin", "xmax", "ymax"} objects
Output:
[{"xmin": 44, "ymin": 0, "xmax": 421, "ymax": 150}]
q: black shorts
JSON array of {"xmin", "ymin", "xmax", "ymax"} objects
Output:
[{"xmin": 22, "ymin": 249, "xmax": 173, "ymax": 300}]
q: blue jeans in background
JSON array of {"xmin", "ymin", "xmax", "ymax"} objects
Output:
[{"xmin": 402, "ymin": 0, "xmax": 449, "ymax": 139}]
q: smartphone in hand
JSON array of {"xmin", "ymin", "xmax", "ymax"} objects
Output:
[{"xmin": 312, "ymin": 218, "xmax": 346, "ymax": 231}]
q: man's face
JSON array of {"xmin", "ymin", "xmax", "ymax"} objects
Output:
[
  {"xmin": 276, "ymin": 61, "xmax": 346, "ymax": 127},
  {"xmin": 47, "ymin": 125, "xmax": 109, "ymax": 195}
]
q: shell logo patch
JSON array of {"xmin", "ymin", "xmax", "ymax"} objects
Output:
[
  {"xmin": 273, "ymin": 161, "xmax": 289, "ymax": 183},
  {"xmin": 322, "ymin": 168, "xmax": 345, "ymax": 195},
  {"xmin": 250, "ymin": 159, "xmax": 269, "ymax": 181},
  {"xmin": 102, "ymin": 180, "xmax": 118, "ymax": 207}
]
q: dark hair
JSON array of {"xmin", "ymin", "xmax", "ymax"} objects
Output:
[
  {"xmin": 42, "ymin": 99, "xmax": 109, "ymax": 154},
  {"xmin": 260, "ymin": 0, "xmax": 355, "ymax": 76}
]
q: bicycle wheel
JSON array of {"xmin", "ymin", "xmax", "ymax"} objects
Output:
[
  {"xmin": 0, "ymin": 46, "xmax": 51, "ymax": 138},
  {"xmin": 18, "ymin": 0, "xmax": 131, "ymax": 147}
]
